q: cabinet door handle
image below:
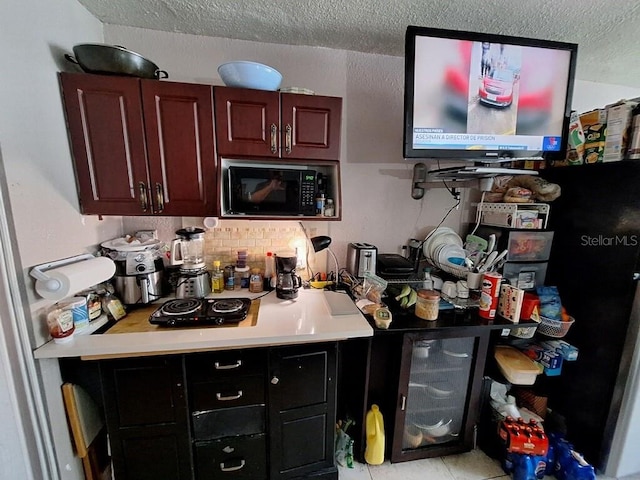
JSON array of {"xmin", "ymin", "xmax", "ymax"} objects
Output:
[
  {"xmin": 155, "ymin": 183, "xmax": 164, "ymax": 213},
  {"xmin": 285, "ymin": 123, "xmax": 292, "ymax": 154},
  {"xmin": 270, "ymin": 123, "xmax": 278, "ymax": 154},
  {"xmin": 400, "ymin": 394, "xmax": 407, "ymax": 411},
  {"xmin": 270, "ymin": 376, "xmax": 279, "ymax": 385},
  {"xmin": 214, "ymin": 360, "xmax": 242, "ymax": 370},
  {"xmin": 138, "ymin": 182, "xmax": 149, "ymax": 212},
  {"xmin": 216, "ymin": 390, "xmax": 243, "ymax": 401},
  {"xmin": 219, "ymin": 459, "xmax": 245, "ymax": 472}
]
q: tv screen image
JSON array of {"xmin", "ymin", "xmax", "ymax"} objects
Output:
[{"xmin": 404, "ymin": 26, "xmax": 578, "ymax": 161}]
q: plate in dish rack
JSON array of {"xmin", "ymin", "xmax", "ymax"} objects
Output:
[{"xmin": 423, "ymin": 227, "xmax": 463, "ymax": 260}]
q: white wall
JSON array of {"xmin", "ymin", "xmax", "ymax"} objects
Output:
[
  {"xmin": 105, "ymin": 26, "xmax": 469, "ymax": 267},
  {"xmin": 0, "ymin": 6, "xmax": 638, "ymax": 477},
  {"xmin": 1, "ymin": 0, "xmax": 122, "ymax": 274},
  {"xmin": 106, "ymin": 26, "xmax": 640, "ymax": 267},
  {"xmin": 572, "ymin": 79, "xmax": 640, "ymax": 113},
  {"xmin": 1, "ymin": 1, "xmax": 119, "ymax": 478}
]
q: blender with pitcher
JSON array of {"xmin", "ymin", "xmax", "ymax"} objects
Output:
[{"xmin": 170, "ymin": 227, "xmax": 210, "ymax": 298}]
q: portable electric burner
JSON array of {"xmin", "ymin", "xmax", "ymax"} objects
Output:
[{"xmin": 149, "ymin": 297, "xmax": 252, "ymax": 327}]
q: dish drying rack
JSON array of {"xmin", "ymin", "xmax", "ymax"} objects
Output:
[{"xmin": 423, "ymin": 256, "xmax": 470, "ymax": 279}]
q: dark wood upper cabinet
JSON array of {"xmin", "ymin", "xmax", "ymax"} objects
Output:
[
  {"xmin": 214, "ymin": 87, "xmax": 342, "ymax": 161},
  {"xmin": 141, "ymin": 80, "xmax": 216, "ymax": 216},
  {"xmin": 60, "ymin": 73, "xmax": 149, "ymax": 215},
  {"xmin": 214, "ymin": 88, "xmax": 280, "ymax": 158},
  {"xmin": 280, "ymin": 93, "xmax": 342, "ymax": 161},
  {"xmin": 59, "ymin": 73, "xmax": 217, "ymax": 216}
]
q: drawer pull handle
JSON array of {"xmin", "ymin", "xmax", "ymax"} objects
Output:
[
  {"xmin": 216, "ymin": 390, "xmax": 243, "ymax": 401},
  {"xmin": 220, "ymin": 459, "xmax": 245, "ymax": 472},
  {"xmin": 214, "ymin": 360, "xmax": 242, "ymax": 370}
]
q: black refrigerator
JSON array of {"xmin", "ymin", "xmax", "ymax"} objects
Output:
[{"xmin": 542, "ymin": 161, "xmax": 640, "ymax": 471}]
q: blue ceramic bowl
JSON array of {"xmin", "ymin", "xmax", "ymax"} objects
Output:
[{"xmin": 217, "ymin": 61, "xmax": 282, "ymax": 91}]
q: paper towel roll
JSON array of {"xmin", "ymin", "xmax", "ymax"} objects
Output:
[{"xmin": 35, "ymin": 257, "xmax": 116, "ymax": 300}]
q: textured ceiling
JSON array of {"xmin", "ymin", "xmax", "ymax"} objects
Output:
[{"xmin": 77, "ymin": 0, "xmax": 640, "ymax": 88}]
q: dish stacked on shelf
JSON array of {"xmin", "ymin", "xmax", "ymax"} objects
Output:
[{"xmin": 422, "ymin": 227, "xmax": 469, "ymax": 278}]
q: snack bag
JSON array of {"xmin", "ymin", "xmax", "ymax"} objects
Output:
[{"xmin": 536, "ymin": 286, "xmax": 562, "ymax": 321}]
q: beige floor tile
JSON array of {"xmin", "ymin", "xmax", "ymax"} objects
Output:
[
  {"xmin": 441, "ymin": 448, "xmax": 507, "ymax": 480},
  {"xmin": 338, "ymin": 460, "xmax": 371, "ymax": 480},
  {"xmin": 338, "ymin": 448, "xmax": 631, "ymax": 480},
  {"xmin": 368, "ymin": 457, "xmax": 456, "ymax": 480}
]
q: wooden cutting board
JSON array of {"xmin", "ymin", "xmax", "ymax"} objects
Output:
[{"xmin": 105, "ymin": 299, "xmax": 260, "ymax": 334}]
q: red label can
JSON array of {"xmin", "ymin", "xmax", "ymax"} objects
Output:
[{"xmin": 479, "ymin": 272, "xmax": 502, "ymax": 319}]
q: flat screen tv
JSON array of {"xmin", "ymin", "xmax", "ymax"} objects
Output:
[{"xmin": 403, "ymin": 26, "xmax": 578, "ymax": 162}]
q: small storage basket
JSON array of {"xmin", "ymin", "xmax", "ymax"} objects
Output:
[{"xmin": 538, "ymin": 316, "xmax": 574, "ymax": 338}]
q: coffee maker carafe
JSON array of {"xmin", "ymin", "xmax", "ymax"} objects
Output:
[
  {"xmin": 170, "ymin": 227, "xmax": 210, "ymax": 298},
  {"xmin": 275, "ymin": 254, "xmax": 302, "ymax": 299}
]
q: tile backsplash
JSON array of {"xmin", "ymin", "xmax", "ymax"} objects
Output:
[
  {"xmin": 203, "ymin": 221, "xmax": 318, "ymax": 269},
  {"xmin": 122, "ymin": 217, "xmax": 326, "ymax": 277}
]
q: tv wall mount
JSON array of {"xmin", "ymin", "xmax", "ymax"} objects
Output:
[{"xmin": 411, "ymin": 162, "xmax": 539, "ymax": 200}]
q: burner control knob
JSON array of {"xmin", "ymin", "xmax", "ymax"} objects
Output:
[
  {"xmin": 167, "ymin": 318, "xmax": 176, "ymax": 327},
  {"xmin": 215, "ymin": 318, "xmax": 224, "ymax": 325}
]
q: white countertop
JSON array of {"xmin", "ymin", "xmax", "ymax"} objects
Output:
[{"xmin": 33, "ymin": 289, "xmax": 374, "ymax": 360}]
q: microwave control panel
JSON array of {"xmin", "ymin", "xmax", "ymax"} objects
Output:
[{"xmin": 301, "ymin": 172, "xmax": 318, "ymax": 214}]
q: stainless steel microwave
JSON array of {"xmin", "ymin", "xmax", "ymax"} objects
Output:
[{"xmin": 222, "ymin": 164, "xmax": 325, "ymax": 217}]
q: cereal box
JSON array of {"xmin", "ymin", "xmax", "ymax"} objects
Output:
[
  {"xmin": 567, "ymin": 110, "xmax": 585, "ymax": 165},
  {"xmin": 580, "ymin": 109, "xmax": 607, "ymax": 164},
  {"xmin": 603, "ymin": 101, "xmax": 637, "ymax": 162}
]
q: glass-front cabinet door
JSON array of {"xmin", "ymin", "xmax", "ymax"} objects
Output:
[{"xmin": 391, "ymin": 330, "xmax": 488, "ymax": 463}]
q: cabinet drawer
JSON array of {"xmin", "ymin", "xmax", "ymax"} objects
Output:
[
  {"xmin": 190, "ymin": 374, "xmax": 265, "ymax": 411},
  {"xmin": 187, "ymin": 349, "xmax": 266, "ymax": 380},
  {"xmin": 193, "ymin": 405, "xmax": 265, "ymax": 440},
  {"xmin": 195, "ymin": 434, "xmax": 267, "ymax": 480}
]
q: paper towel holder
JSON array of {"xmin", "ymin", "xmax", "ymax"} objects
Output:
[{"xmin": 30, "ymin": 254, "xmax": 97, "ymax": 297}]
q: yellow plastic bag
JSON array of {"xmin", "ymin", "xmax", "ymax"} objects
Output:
[{"xmin": 364, "ymin": 404, "xmax": 385, "ymax": 465}]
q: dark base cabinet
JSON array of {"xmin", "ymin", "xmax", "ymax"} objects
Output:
[
  {"xmin": 194, "ymin": 434, "xmax": 267, "ymax": 480},
  {"xmin": 268, "ymin": 343, "xmax": 338, "ymax": 480},
  {"xmin": 99, "ymin": 343, "xmax": 338, "ymax": 480},
  {"xmin": 352, "ymin": 325, "xmax": 492, "ymax": 464},
  {"xmin": 99, "ymin": 356, "xmax": 193, "ymax": 480}
]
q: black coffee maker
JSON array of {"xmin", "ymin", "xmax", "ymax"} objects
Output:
[{"xmin": 275, "ymin": 254, "xmax": 302, "ymax": 299}]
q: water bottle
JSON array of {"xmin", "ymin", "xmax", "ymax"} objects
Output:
[{"xmin": 422, "ymin": 267, "xmax": 433, "ymax": 290}]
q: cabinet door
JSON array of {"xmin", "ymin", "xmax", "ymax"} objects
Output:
[
  {"xmin": 281, "ymin": 94, "xmax": 342, "ymax": 161},
  {"xmin": 60, "ymin": 73, "xmax": 150, "ymax": 215},
  {"xmin": 268, "ymin": 343, "xmax": 337, "ymax": 479},
  {"xmin": 100, "ymin": 356, "xmax": 192, "ymax": 480},
  {"xmin": 391, "ymin": 331, "xmax": 489, "ymax": 463},
  {"xmin": 214, "ymin": 87, "xmax": 280, "ymax": 157},
  {"xmin": 142, "ymin": 81, "xmax": 217, "ymax": 216}
]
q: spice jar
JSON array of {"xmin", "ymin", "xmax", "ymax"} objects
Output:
[
  {"xmin": 415, "ymin": 289, "xmax": 440, "ymax": 321},
  {"xmin": 249, "ymin": 268, "xmax": 263, "ymax": 293},
  {"xmin": 235, "ymin": 266, "xmax": 250, "ymax": 289},
  {"xmin": 46, "ymin": 307, "xmax": 75, "ymax": 343},
  {"xmin": 224, "ymin": 265, "xmax": 235, "ymax": 290}
]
